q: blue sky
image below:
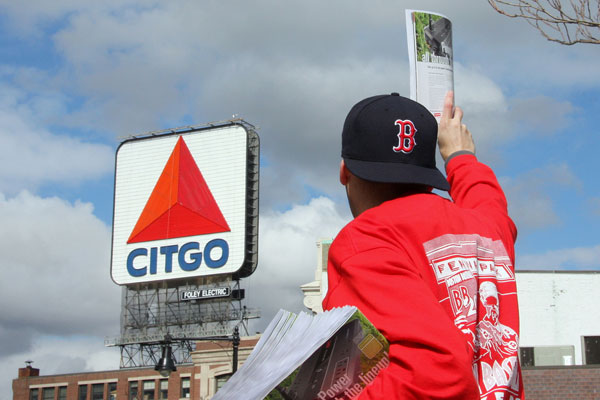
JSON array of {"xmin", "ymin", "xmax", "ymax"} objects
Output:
[{"xmin": 1, "ymin": 0, "xmax": 599, "ymax": 397}]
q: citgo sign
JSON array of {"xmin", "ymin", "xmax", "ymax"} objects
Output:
[{"xmin": 111, "ymin": 124, "xmax": 257, "ymax": 285}]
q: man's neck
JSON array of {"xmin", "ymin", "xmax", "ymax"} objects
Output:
[{"xmin": 349, "ymin": 186, "xmax": 429, "ymax": 218}]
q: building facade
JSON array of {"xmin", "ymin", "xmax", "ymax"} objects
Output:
[
  {"xmin": 517, "ymin": 270, "xmax": 600, "ymax": 367},
  {"xmin": 12, "ymin": 336, "xmax": 259, "ymax": 400}
]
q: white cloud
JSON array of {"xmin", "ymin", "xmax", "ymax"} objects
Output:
[
  {"xmin": 0, "ymin": 190, "xmax": 120, "ymax": 398},
  {"xmin": 447, "ymin": 0, "xmax": 600, "ymax": 89},
  {"xmin": 201, "ymin": 57, "xmax": 407, "ymax": 206},
  {"xmin": 0, "ymin": 191, "xmax": 120, "ymax": 354},
  {"xmin": 454, "ymin": 64, "xmax": 577, "ymax": 165},
  {"xmin": 0, "ymin": 111, "xmax": 114, "ymax": 193},
  {"xmin": 0, "ymin": 76, "xmax": 113, "ymax": 194},
  {"xmin": 509, "ymin": 96, "xmax": 576, "ymax": 134},
  {"xmin": 41, "ymin": 2, "xmax": 413, "ymax": 205},
  {"xmin": 244, "ymin": 196, "xmax": 350, "ymax": 331},
  {"xmin": 0, "ymin": 0, "xmax": 580, "ymax": 205},
  {"xmin": 453, "ymin": 63, "xmax": 510, "ymax": 163},
  {"xmin": 0, "ymin": 0, "xmax": 145, "ymax": 37},
  {"xmin": 518, "ymin": 244, "xmax": 600, "ymax": 270}
]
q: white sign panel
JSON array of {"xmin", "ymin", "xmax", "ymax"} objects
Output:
[{"xmin": 111, "ymin": 125, "xmax": 249, "ymax": 285}]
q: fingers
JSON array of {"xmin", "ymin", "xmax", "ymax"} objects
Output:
[
  {"xmin": 454, "ymin": 106, "xmax": 463, "ymax": 122},
  {"xmin": 441, "ymin": 92, "xmax": 465, "ymax": 124},
  {"xmin": 437, "ymin": 95, "xmax": 475, "ymax": 161},
  {"xmin": 442, "ymin": 91, "xmax": 454, "ymax": 120}
]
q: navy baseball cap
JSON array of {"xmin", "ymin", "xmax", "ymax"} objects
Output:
[{"xmin": 341, "ymin": 92, "xmax": 450, "ymax": 191}]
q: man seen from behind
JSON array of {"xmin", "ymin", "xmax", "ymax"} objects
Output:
[{"xmin": 322, "ymin": 92, "xmax": 524, "ymax": 399}]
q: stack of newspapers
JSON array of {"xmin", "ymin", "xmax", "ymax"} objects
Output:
[{"xmin": 213, "ymin": 306, "xmax": 389, "ymax": 400}]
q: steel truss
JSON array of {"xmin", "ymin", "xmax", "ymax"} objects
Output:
[{"xmin": 105, "ymin": 277, "xmax": 260, "ymax": 368}]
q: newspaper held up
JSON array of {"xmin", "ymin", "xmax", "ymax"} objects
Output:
[{"xmin": 406, "ymin": 9, "xmax": 454, "ymax": 121}]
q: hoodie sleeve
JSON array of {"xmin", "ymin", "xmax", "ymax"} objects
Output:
[{"xmin": 446, "ymin": 154, "xmax": 517, "ymax": 249}]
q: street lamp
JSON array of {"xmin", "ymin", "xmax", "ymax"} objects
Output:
[
  {"xmin": 154, "ymin": 328, "xmax": 242, "ymax": 377},
  {"xmin": 154, "ymin": 334, "xmax": 177, "ymax": 377}
]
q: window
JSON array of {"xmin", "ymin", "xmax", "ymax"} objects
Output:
[
  {"xmin": 180, "ymin": 378, "xmax": 190, "ymax": 398},
  {"xmin": 584, "ymin": 336, "xmax": 600, "ymax": 364},
  {"xmin": 215, "ymin": 374, "xmax": 232, "ymax": 393},
  {"xmin": 42, "ymin": 388, "xmax": 55, "ymax": 400},
  {"xmin": 520, "ymin": 347, "xmax": 534, "ymax": 367},
  {"xmin": 108, "ymin": 382, "xmax": 117, "ymax": 400},
  {"xmin": 142, "ymin": 380, "xmax": 155, "ymax": 400},
  {"xmin": 158, "ymin": 380, "xmax": 168, "ymax": 399},
  {"xmin": 58, "ymin": 386, "xmax": 67, "ymax": 400},
  {"xmin": 78, "ymin": 385, "xmax": 88, "ymax": 400},
  {"xmin": 128, "ymin": 381, "xmax": 138, "ymax": 400},
  {"xmin": 92, "ymin": 383, "xmax": 104, "ymax": 400},
  {"xmin": 29, "ymin": 388, "xmax": 39, "ymax": 400},
  {"xmin": 518, "ymin": 345, "xmax": 574, "ymax": 366}
]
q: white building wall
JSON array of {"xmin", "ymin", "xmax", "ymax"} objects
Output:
[{"xmin": 516, "ymin": 270, "xmax": 600, "ymax": 365}]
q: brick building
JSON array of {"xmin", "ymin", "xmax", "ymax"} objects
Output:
[
  {"xmin": 12, "ymin": 336, "xmax": 259, "ymax": 400},
  {"xmin": 522, "ymin": 365, "xmax": 600, "ymax": 399}
]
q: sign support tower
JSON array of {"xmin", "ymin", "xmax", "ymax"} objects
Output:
[{"xmin": 106, "ymin": 120, "xmax": 260, "ymax": 368}]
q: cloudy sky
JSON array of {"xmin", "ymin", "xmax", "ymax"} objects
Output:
[{"xmin": 1, "ymin": 0, "xmax": 599, "ymax": 397}]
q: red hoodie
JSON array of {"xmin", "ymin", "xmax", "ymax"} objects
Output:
[{"xmin": 323, "ymin": 154, "xmax": 523, "ymax": 400}]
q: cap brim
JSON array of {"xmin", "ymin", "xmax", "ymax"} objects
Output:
[{"xmin": 344, "ymin": 158, "xmax": 450, "ymax": 191}]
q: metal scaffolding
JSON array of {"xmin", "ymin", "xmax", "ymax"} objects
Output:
[{"xmin": 105, "ymin": 277, "xmax": 260, "ymax": 367}]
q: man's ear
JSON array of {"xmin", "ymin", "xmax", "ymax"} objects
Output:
[{"xmin": 339, "ymin": 159, "xmax": 349, "ymax": 185}]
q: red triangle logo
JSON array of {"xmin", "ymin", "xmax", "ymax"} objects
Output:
[{"xmin": 127, "ymin": 136, "xmax": 230, "ymax": 244}]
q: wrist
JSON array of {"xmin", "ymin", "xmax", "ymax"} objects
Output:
[{"xmin": 445, "ymin": 150, "xmax": 475, "ymax": 168}]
